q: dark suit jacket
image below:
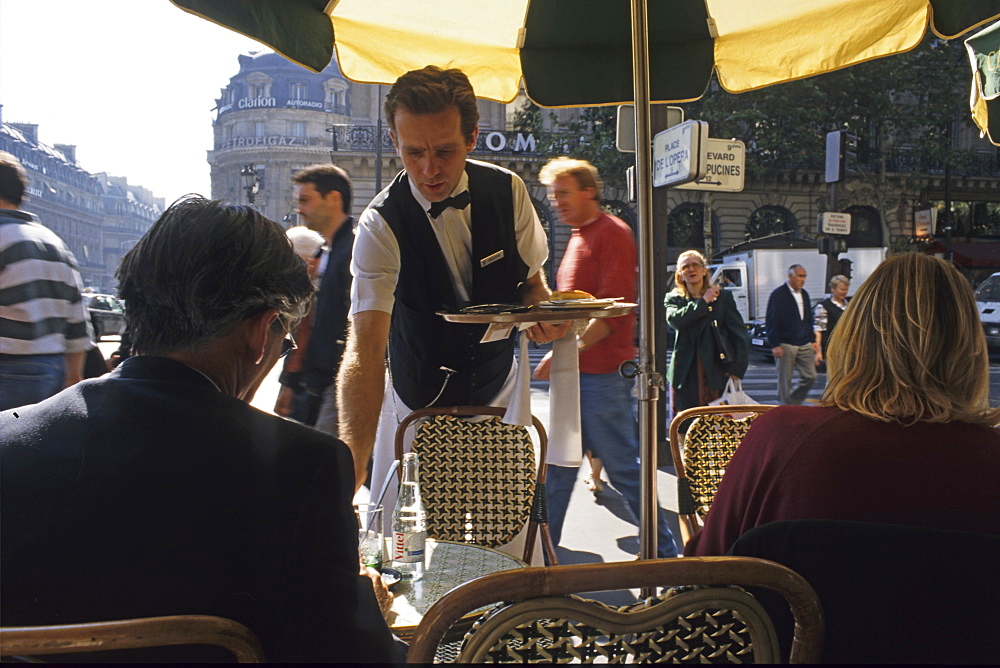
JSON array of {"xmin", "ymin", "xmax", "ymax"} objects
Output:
[
  {"xmin": 765, "ymin": 283, "xmax": 814, "ymax": 348},
  {"xmin": 281, "ymin": 218, "xmax": 354, "ymax": 393},
  {"xmin": 0, "ymin": 356, "xmax": 398, "ymax": 663}
]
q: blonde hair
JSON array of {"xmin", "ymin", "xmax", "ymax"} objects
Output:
[
  {"xmin": 538, "ymin": 157, "xmax": 602, "ymax": 195},
  {"xmin": 829, "ymin": 274, "xmax": 850, "ymax": 290},
  {"xmin": 822, "ymin": 252, "xmax": 1000, "ymax": 426},
  {"xmin": 672, "ymin": 250, "xmax": 711, "ymax": 299}
]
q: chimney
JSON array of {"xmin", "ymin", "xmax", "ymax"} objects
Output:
[
  {"xmin": 10, "ymin": 123, "xmax": 38, "ymax": 144},
  {"xmin": 55, "ymin": 144, "xmax": 77, "ymax": 163}
]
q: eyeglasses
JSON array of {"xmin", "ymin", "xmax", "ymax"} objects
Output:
[{"xmin": 278, "ymin": 319, "xmax": 298, "ymax": 359}]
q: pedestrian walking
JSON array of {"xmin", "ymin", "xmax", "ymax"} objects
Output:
[{"xmin": 665, "ymin": 250, "xmax": 750, "ymax": 414}]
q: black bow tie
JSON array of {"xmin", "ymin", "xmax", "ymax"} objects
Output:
[{"xmin": 427, "ymin": 190, "xmax": 470, "ymax": 218}]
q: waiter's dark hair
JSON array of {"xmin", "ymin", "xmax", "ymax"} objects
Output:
[
  {"xmin": 117, "ymin": 196, "xmax": 312, "ymax": 355},
  {"xmin": 384, "ymin": 65, "xmax": 480, "ymax": 142}
]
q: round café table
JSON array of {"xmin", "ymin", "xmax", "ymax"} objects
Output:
[{"xmin": 388, "ymin": 539, "xmax": 525, "ymax": 640}]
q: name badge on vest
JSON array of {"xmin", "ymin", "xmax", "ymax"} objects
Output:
[{"xmin": 480, "ymin": 249, "xmax": 504, "ymax": 268}]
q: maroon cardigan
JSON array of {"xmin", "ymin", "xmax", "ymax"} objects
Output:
[{"xmin": 686, "ymin": 405, "xmax": 1000, "ymax": 556}]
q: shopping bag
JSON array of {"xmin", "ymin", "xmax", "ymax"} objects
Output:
[{"xmin": 708, "ymin": 378, "xmax": 759, "ymax": 417}]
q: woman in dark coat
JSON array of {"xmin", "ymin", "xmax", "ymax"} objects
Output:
[{"xmin": 665, "ymin": 250, "xmax": 750, "ymax": 414}]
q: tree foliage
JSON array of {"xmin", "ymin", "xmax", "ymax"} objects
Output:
[
  {"xmin": 510, "ymin": 102, "xmax": 635, "ymax": 187},
  {"xmin": 680, "ymin": 36, "xmax": 974, "ymax": 178}
]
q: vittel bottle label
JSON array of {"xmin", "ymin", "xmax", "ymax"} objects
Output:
[{"xmin": 393, "ymin": 531, "xmax": 426, "ymax": 562}]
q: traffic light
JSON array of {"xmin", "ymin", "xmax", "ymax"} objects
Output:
[
  {"xmin": 841, "ymin": 132, "xmax": 858, "ymax": 176},
  {"xmin": 818, "ymin": 237, "xmax": 848, "ymax": 256},
  {"xmin": 838, "ymin": 257, "xmax": 853, "ymax": 280},
  {"xmin": 825, "ymin": 130, "xmax": 859, "ymax": 182}
]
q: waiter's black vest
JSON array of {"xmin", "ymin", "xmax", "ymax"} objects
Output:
[{"xmin": 375, "ymin": 162, "xmax": 529, "ymax": 409}]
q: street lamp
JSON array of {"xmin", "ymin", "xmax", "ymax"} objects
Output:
[{"xmin": 240, "ymin": 164, "xmax": 259, "ymax": 206}]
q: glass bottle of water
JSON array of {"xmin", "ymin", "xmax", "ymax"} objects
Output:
[{"xmin": 391, "ymin": 452, "xmax": 427, "ymax": 580}]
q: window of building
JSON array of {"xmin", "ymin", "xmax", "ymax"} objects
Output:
[
  {"xmin": 324, "ymin": 78, "xmax": 349, "ymax": 115},
  {"xmin": 932, "ymin": 199, "xmax": 1000, "ymax": 238},
  {"xmin": 745, "ymin": 205, "xmax": 797, "ymax": 241},
  {"xmin": 842, "ymin": 205, "xmax": 883, "ymax": 247},
  {"xmin": 668, "ymin": 202, "xmax": 720, "ymax": 250},
  {"xmin": 246, "ymin": 72, "xmax": 273, "ymax": 100},
  {"xmin": 291, "ymin": 83, "xmax": 307, "ymax": 100},
  {"xmin": 291, "ymin": 121, "xmax": 306, "ymax": 138},
  {"xmin": 255, "ymin": 121, "xmax": 266, "ymax": 138}
]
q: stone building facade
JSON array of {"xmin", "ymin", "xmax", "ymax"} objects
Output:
[{"xmin": 0, "ymin": 111, "xmax": 163, "ymax": 292}]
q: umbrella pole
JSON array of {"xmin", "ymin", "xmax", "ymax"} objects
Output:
[{"xmin": 629, "ymin": 0, "xmax": 659, "ymax": 569}]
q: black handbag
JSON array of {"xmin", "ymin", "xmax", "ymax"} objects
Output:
[{"xmin": 708, "ymin": 305, "xmax": 735, "ymax": 371}]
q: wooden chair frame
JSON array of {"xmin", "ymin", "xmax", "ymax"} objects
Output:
[
  {"xmin": 0, "ymin": 614, "xmax": 265, "ymax": 662},
  {"xmin": 395, "ymin": 405, "xmax": 558, "ymax": 565},
  {"xmin": 669, "ymin": 405, "xmax": 776, "ymax": 545},
  {"xmin": 407, "ymin": 556, "xmax": 824, "ymax": 663}
]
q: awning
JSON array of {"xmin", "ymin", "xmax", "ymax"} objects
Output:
[{"xmin": 927, "ymin": 241, "xmax": 1000, "ymax": 266}]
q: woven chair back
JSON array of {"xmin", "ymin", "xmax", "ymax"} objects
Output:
[
  {"xmin": 460, "ymin": 587, "xmax": 779, "ymax": 663},
  {"xmin": 408, "ymin": 557, "xmax": 824, "ymax": 664},
  {"xmin": 669, "ymin": 405, "xmax": 777, "ymax": 545},
  {"xmin": 412, "ymin": 414, "xmax": 535, "ymax": 546}
]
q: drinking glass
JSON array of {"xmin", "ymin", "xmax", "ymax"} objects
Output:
[{"xmin": 354, "ymin": 503, "xmax": 384, "ymax": 569}]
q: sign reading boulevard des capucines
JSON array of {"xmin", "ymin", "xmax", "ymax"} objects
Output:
[{"xmin": 676, "ymin": 139, "xmax": 746, "ymax": 192}]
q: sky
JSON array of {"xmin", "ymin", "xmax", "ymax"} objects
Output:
[{"xmin": 0, "ymin": 0, "xmax": 276, "ymax": 204}]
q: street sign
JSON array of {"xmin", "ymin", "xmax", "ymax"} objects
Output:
[
  {"xmin": 616, "ymin": 104, "xmax": 684, "ymax": 152},
  {"xmin": 915, "ymin": 209, "xmax": 936, "ymax": 236},
  {"xmin": 821, "ymin": 211, "xmax": 852, "ymax": 235},
  {"xmin": 652, "ymin": 120, "xmax": 708, "ymax": 187},
  {"xmin": 676, "ymin": 139, "xmax": 746, "ymax": 192}
]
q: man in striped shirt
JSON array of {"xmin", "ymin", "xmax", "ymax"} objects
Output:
[{"xmin": 0, "ymin": 151, "xmax": 91, "ymax": 410}]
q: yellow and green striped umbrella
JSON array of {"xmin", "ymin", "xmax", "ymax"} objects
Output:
[{"xmin": 172, "ymin": 0, "xmax": 1000, "ymax": 106}]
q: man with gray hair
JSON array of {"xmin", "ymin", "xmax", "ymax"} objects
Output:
[
  {"xmin": 765, "ymin": 263, "xmax": 819, "ymax": 404},
  {"xmin": 1, "ymin": 197, "xmax": 399, "ymax": 662}
]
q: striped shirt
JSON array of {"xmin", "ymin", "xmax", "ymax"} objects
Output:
[{"xmin": 0, "ymin": 209, "xmax": 92, "ymax": 355}]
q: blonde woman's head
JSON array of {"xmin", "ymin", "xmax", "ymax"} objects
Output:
[
  {"xmin": 673, "ymin": 250, "xmax": 711, "ymax": 298},
  {"xmin": 822, "ymin": 252, "xmax": 1000, "ymax": 425}
]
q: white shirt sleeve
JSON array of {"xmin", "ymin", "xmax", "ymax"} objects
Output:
[
  {"xmin": 510, "ymin": 172, "xmax": 548, "ymax": 278},
  {"xmin": 350, "ymin": 206, "xmax": 400, "ymax": 317}
]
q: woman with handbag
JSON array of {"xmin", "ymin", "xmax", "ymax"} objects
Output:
[{"xmin": 665, "ymin": 250, "xmax": 750, "ymax": 418}]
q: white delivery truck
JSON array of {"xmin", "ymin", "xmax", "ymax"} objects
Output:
[
  {"xmin": 974, "ymin": 271, "xmax": 1000, "ymax": 350},
  {"xmin": 707, "ymin": 247, "xmax": 886, "ymax": 355}
]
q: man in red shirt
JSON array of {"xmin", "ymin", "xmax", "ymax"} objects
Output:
[{"xmin": 535, "ymin": 158, "xmax": 677, "ymax": 558}]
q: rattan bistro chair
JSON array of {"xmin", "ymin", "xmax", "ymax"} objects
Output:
[
  {"xmin": 395, "ymin": 406, "xmax": 559, "ymax": 565},
  {"xmin": 407, "ymin": 556, "xmax": 824, "ymax": 663},
  {"xmin": 0, "ymin": 615, "xmax": 265, "ymax": 663},
  {"xmin": 669, "ymin": 405, "xmax": 776, "ymax": 546}
]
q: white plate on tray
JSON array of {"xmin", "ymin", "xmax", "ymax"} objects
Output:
[{"xmin": 537, "ymin": 298, "xmax": 621, "ymax": 310}]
